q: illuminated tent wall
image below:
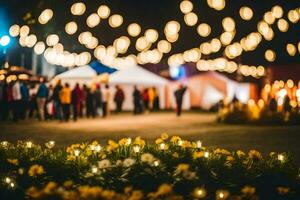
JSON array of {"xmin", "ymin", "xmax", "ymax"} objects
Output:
[
  {"xmin": 108, "ymin": 65, "xmax": 169, "ymax": 110},
  {"xmin": 171, "ymin": 72, "xmax": 257, "ymax": 110}
]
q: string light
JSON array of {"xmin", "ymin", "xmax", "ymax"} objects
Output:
[
  {"xmin": 97, "ymin": 5, "xmax": 110, "ymax": 19},
  {"xmin": 71, "ymin": 2, "xmax": 86, "ymax": 16},
  {"xmin": 127, "ymin": 23, "xmax": 141, "ymax": 37},
  {"xmin": 109, "ymin": 14, "xmax": 123, "ymax": 28},
  {"xmin": 9, "ymin": 24, "xmax": 20, "ymax": 37}
]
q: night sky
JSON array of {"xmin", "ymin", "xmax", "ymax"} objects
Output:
[{"xmin": 1, "ymin": 0, "xmax": 300, "ymax": 69}]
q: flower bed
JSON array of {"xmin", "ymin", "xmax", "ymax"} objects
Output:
[{"xmin": 0, "ymin": 135, "xmax": 299, "ymax": 199}]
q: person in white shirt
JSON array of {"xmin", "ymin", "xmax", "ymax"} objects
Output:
[
  {"xmin": 12, "ymin": 80, "xmax": 22, "ymax": 121},
  {"xmin": 102, "ymin": 84, "xmax": 110, "ymax": 118}
]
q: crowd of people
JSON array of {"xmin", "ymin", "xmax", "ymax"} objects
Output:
[{"xmin": 0, "ymin": 78, "xmax": 187, "ymax": 122}]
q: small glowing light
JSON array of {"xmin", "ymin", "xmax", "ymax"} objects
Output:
[
  {"xmin": 265, "ymin": 49, "xmax": 276, "ymax": 62},
  {"xmin": 46, "ymin": 34, "xmax": 59, "ymax": 46},
  {"xmin": 95, "ymin": 145, "xmax": 101, "ymax": 152},
  {"xmin": 239, "ymin": 6, "xmax": 253, "ymax": 21},
  {"xmin": 34, "ymin": 42, "xmax": 46, "ymax": 55},
  {"xmin": 38, "ymin": 9, "xmax": 53, "ymax": 24},
  {"xmin": 165, "ymin": 21, "xmax": 180, "ymax": 35},
  {"xmin": 9, "ymin": 24, "xmax": 20, "ymax": 37},
  {"xmin": 145, "ymin": 29, "xmax": 159, "ymax": 43},
  {"xmin": 0, "ymin": 35, "xmax": 11, "ymax": 47},
  {"xmin": 222, "ymin": 17, "xmax": 235, "ymax": 32},
  {"xmin": 157, "ymin": 40, "xmax": 171, "ymax": 53},
  {"xmin": 10, "ymin": 182, "xmax": 15, "ymax": 188},
  {"xmin": 1, "ymin": 141, "xmax": 8, "ymax": 147},
  {"xmin": 153, "ymin": 160, "xmax": 160, "ymax": 166},
  {"xmin": 74, "ymin": 149, "xmax": 80, "ymax": 157},
  {"xmin": 197, "ymin": 23, "xmax": 211, "ymax": 37},
  {"xmin": 127, "ymin": 23, "xmax": 141, "ymax": 37},
  {"xmin": 20, "ymin": 25, "xmax": 30, "ymax": 37},
  {"xmin": 97, "ymin": 5, "xmax": 110, "ymax": 19},
  {"xmin": 196, "ymin": 141, "xmax": 202, "ymax": 148},
  {"xmin": 5, "ymin": 177, "xmax": 11, "ymax": 184},
  {"xmin": 277, "ymin": 19, "xmax": 289, "ymax": 32},
  {"xmin": 109, "ymin": 14, "xmax": 123, "ymax": 28},
  {"xmin": 25, "ymin": 34, "xmax": 37, "ymax": 48},
  {"xmin": 207, "ymin": 0, "xmax": 226, "ymax": 11},
  {"xmin": 184, "ymin": 12, "xmax": 198, "ymax": 26},
  {"xmin": 86, "ymin": 13, "xmax": 100, "ymax": 28},
  {"xmin": 159, "ymin": 143, "xmax": 166, "ymax": 150},
  {"xmin": 71, "ymin": 2, "xmax": 86, "ymax": 16},
  {"xmin": 194, "ymin": 187, "xmax": 207, "ymax": 198},
  {"xmin": 204, "ymin": 151, "xmax": 209, "ymax": 158},
  {"xmin": 278, "ymin": 154, "xmax": 285, "ymax": 162},
  {"xmin": 26, "ymin": 141, "xmax": 33, "ymax": 148},
  {"xmin": 133, "ymin": 145, "xmax": 141, "ymax": 153},
  {"xmin": 65, "ymin": 21, "xmax": 77, "ymax": 35},
  {"xmin": 126, "ymin": 138, "xmax": 132, "ymax": 145},
  {"xmin": 272, "ymin": 5, "xmax": 283, "ymax": 19},
  {"xmin": 178, "ymin": 140, "xmax": 183, "ymax": 146},
  {"xmin": 286, "ymin": 44, "xmax": 296, "ymax": 56},
  {"xmin": 91, "ymin": 166, "xmax": 98, "ymax": 173},
  {"xmin": 180, "ymin": 0, "xmax": 193, "ymax": 14},
  {"xmin": 264, "ymin": 11, "xmax": 276, "ymax": 25}
]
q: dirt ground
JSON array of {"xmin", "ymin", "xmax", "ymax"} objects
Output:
[{"xmin": 0, "ymin": 112, "xmax": 300, "ymax": 164}]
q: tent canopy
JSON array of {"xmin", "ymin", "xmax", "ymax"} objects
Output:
[
  {"xmin": 55, "ymin": 65, "xmax": 97, "ymax": 79},
  {"xmin": 109, "ymin": 65, "xmax": 168, "ymax": 86}
]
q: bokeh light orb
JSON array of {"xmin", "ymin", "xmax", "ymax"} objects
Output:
[
  {"xmin": 288, "ymin": 10, "xmax": 300, "ymax": 23},
  {"xmin": 0, "ymin": 35, "xmax": 11, "ymax": 47},
  {"xmin": 71, "ymin": 2, "xmax": 86, "ymax": 16},
  {"xmin": 265, "ymin": 49, "xmax": 276, "ymax": 62},
  {"xmin": 20, "ymin": 25, "xmax": 30, "ymax": 37},
  {"xmin": 222, "ymin": 17, "xmax": 235, "ymax": 32},
  {"xmin": 86, "ymin": 13, "xmax": 100, "ymax": 28},
  {"xmin": 65, "ymin": 21, "xmax": 78, "ymax": 35},
  {"xmin": 286, "ymin": 43, "xmax": 296, "ymax": 56},
  {"xmin": 184, "ymin": 12, "xmax": 198, "ymax": 26},
  {"xmin": 145, "ymin": 29, "xmax": 159, "ymax": 43},
  {"xmin": 46, "ymin": 34, "xmax": 59, "ymax": 46},
  {"xmin": 239, "ymin": 6, "xmax": 253, "ymax": 21},
  {"xmin": 127, "ymin": 23, "xmax": 141, "ymax": 37},
  {"xmin": 9, "ymin": 24, "xmax": 20, "ymax": 37},
  {"xmin": 97, "ymin": 5, "xmax": 111, "ymax": 19},
  {"xmin": 180, "ymin": 0, "xmax": 193, "ymax": 14},
  {"xmin": 136, "ymin": 36, "xmax": 150, "ymax": 51},
  {"xmin": 157, "ymin": 40, "xmax": 171, "ymax": 53},
  {"xmin": 165, "ymin": 21, "xmax": 180, "ymax": 35},
  {"xmin": 34, "ymin": 42, "xmax": 46, "ymax": 55},
  {"xmin": 271, "ymin": 5, "xmax": 283, "ymax": 19},
  {"xmin": 38, "ymin": 9, "xmax": 53, "ymax": 24},
  {"xmin": 197, "ymin": 23, "xmax": 211, "ymax": 37},
  {"xmin": 25, "ymin": 34, "xmax": 37, "ymax": 47},
  {"xmin": 263, "ymin": 11, "xmax": 276, "ymax": 25},
  {"xmin": 207, "ymin": 0, "xmax": 226, "ymax": 11},
  {"xmin": 277, "ymin": 19, "xmax": 289, "ymax": 32},
  {"xmin": 109, "ymin": 14, "xmax": 123, "ymax": 28}
]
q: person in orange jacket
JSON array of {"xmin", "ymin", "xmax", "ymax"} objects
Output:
[{"xmin": 59, "ymin": 83, "xmax": 72, "ymax": 121}]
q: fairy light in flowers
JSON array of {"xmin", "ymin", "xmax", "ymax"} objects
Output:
[
  {"xmin": 219, "ymin": 192, "xmax": 225, "ymax": 199},
  {"xmin": 1, "ymin": 141, "xmax": 8, "ymax": 147},
  {"xmin": 126, "ymin": 138, "xmax": 132, "ymax": 146},
  {"xmin": 91, "ymin": 166, "xmax": 98, "ymax": 174},
  {"xmin": 74, "ymin": 149, "xmax": 80, "ymax": 157},
  {"xmin": 177, "ymin": 140, "xmax": 183, "ymax": 146},
  {"xmin": 45, "ymin": 141, "xmax": 55, "ymax": 149},
  {"xmin": 95, "ymin": 145, "xmax": 101, "ymax": 152},
  {"xmin": 194, "ymin": 187, "xmax": 207, "ymax": 198},
  {"xmin": 26, "ymin": 141, "xmax": 33, "ymax": 148},
  {"xmin": 278, "ymin": 154, "xmax": 285, "ymax": 162},
  {"xmin": 90, "ymin": 144, "xmax": 95, "ymax": 151},
  {"xmin": 4, "ymin": 177, "xmax": 11, "ymax": 184},
  {"xmin": 159, "ymin": 142, "xmax": 166, "ymax": 150},
  {"xmin": 133, "ymin": 145, "xmax": 141, "ymax": 153},
  {"xmin": 153, "ymin": 160, "xmax": 160, "ymax": 167},
  {"xmin": 204, "ymin": 151, "xmax": 209, "ymax": 158},
  {"xmin": 196, "ymin": 140, "xmax": 202, "ymax": 148}
]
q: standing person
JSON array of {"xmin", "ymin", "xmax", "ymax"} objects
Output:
[
  {"xmin": 148, "ymin": 87, "xmax": 155, "ymax": 111},
  {"xmin": 71, "ymin": 83, "xmax": 82, "ymax": 121},
  {"xmin": 81, "ymin": 84, "xmax": 88, "ymax": 117},
  {"xmin": 60, "ymin": 83, "xmax": 71, "ymax": 122},
  {"xmin": 46, "ymin": 84, "xmax": 54, "ymax": 120},
  {"xmin": 153, "ymin": 87, "xmax": 160, "ymax": 112},
  {"xmin": 36, "ymin": 78, "xmax": 48, "ymax": 121},
  {"xmin": 114, "ymin": 85, "xmax": 125, "ymax": 113},
  {"xmin": 102, "ymin": 84, "xmax": 110, "ymax": 118},
  {"xmin": 86, "ymin": 87, "xmax": 96, "ymax": 118},
  {"xmin": 94, "ymin": 84, "xmax": 102, "ymax": 116},
  {"xmin": 52, "ymin": 80, "xmax": 62, "ymax": 120},
  {"xmin": 174, "ymin": 84, "xmax": 187, "ymax": 117},
  {"xmin": 142, "ymin": 88, "xmax": 149, "ymax": 112},
  {"xmin": 12, "ymin": 80, "xmax": 22, "ymax": 122},
  {"xmin": 133, "ymin": 86, "xmax": 142, "ymax": 115},
  {"xmin": 20, "ymin": 81, "xmax": 30, "ymax": 119}
]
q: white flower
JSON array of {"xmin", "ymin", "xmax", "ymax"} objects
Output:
[
  {"xmin": 98, "ymin": 159, "xmax": 111, "ymax": 169},
  {"xmin": 116, "ymin": 160, "xmax": 123, "ymax": 166},
  {"xmin": 123, "ymin": 158, "xmax": 136, "ymax": 167},
  {"xmin": 141, "ymin": 153, "xmax": 154, "ymax": 164}
]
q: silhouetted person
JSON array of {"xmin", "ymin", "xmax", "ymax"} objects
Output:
[
  {"xmin": 72, "ymin": 83, "xmax": 82, "ymax": 121},
  {"xmin": 174, "ymin": 84, "xmax": 187, "ymax": 116},
  {"xmin": 52, "ymin": 80, "xmax": 62, "ymax": 120},
  {"xmin": 95, "ymin": 85, "xmax": 102, "ymax": 116},
  {"xmin": 142, "ymin": 88, "xmax": 149, "ymax": 111},
  {"xmin": 268, "ymin": 97, "xmax": 277, "ymax": 112},
  {"xmin": 283, "ymin": 96, "xmax": 292, "ymax": 113},
  {"xmin": 102, "ymin": 84, "xmax": 110, "ymax": 118},
  {"xmin": 20, "ymin": 81, "xmax": 29, "ymax": 119},
  {"xmin": 86, "ymin": 88, "xmax": 96, "ymax": 118},
  {"xmin": 152, "ymin": 87, "xmax": 159, "ymax": 112},
  {"xmin": 114, "ymin": 85, "xmax": 125, "ymax": 113},
  {"xmin": 12, "ymin": 80, "xmax": 22, "ymax": 122},
  {"xmin": 133, "ymin": 86, "xmax": 142, "ymax": 114},
  {"xmin": 36, "ymin": 78, "xmax": 48, "ymax": 121}
]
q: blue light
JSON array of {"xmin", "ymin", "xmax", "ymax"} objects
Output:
[
  {"xmin": 170, "ymin": 65, "xmax": 186, "ymax": 79},
  {"xmin": 0, "ymin": 35, "xmax": 10, "ymax": 47}
]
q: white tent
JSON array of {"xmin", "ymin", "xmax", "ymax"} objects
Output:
[
  {"xmin": 52, "ymin": 65, "xmax": 97, "ymax": 87},
  {"xmin": 109, "ymin": 65, "xmax": 169, "ymax": 110}
]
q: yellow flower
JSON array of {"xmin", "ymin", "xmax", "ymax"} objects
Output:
[
  {"xmin": 277, "ymin": 187, "xmax": 290, "ymax": 195},
  {"xmin": 128, "ymin": 190, "xmax": 144, "ymax": 200},
  {"xmin": 248, "ymin": 150, "xmax": 262, "ymax": 160},
  {"xmin": 107, "ymin": 140, "xmax": 118, "ymax": 152},
  {"xmin": 28, "ymin": 165, "xmax": 44, "ymax": 177},
  {"xmin": 241, "ymin": 185, "xmax": 256, "ymax": 195},
  {"xmin": 193, "ymin": 151, "xmax": 204, "ymax": 159},
  {"xmin": 26, "ymin": 186, "xmax": 41, "ymax": 198},
  {"xmin": 216, "ymin": 189, "xmax": 229, "ymax": 200},
  {"xmin": 226, "ymin": 156, "xmax": 234, "ymax": 161},
  {"xmin": 134, "ymin": 137, "xmax": 145, "ymax": 147},
  {"xmin": 176, "ymin": 163, "xmax": 189, "ymax": 173},
  {"xmin": 43, "ymin": 181, "xmax": 57, "ymax": 194},
  {"xmin": 155, "ymin": 138, "xmax": 164, "ymax": 144},
  {"xmin": 172, "ymin": 152, "xmax": 179, "ymax": 158},
  {"xmin": 156, "ymin": 184, "xmax": 172, "ymax": 196},
  {"xmin": 170, "ymin": 136, "xmax": 181, "ymax": 144},
  {"xmin": 181, "ymin": 140, "xmax": 192, "ymax": 148},
  {"xmin": 161, "ymin": 133, "xmax": 169, "ymax": 140},
  {"xmin": 63, "ymin": 180, "xmax": 74, "ymax": 189},
  {"xmin": 7, "ymin": 158, "xmax": 19, "ymax": 166},
  {"xmin": 236, "ymin": 150, "xmax": 246, "ymax": 157}
]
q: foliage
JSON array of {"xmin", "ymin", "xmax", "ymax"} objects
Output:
[{"xmin": 0, "ymin": 135, "xmax": 299, "ymax": 200}]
